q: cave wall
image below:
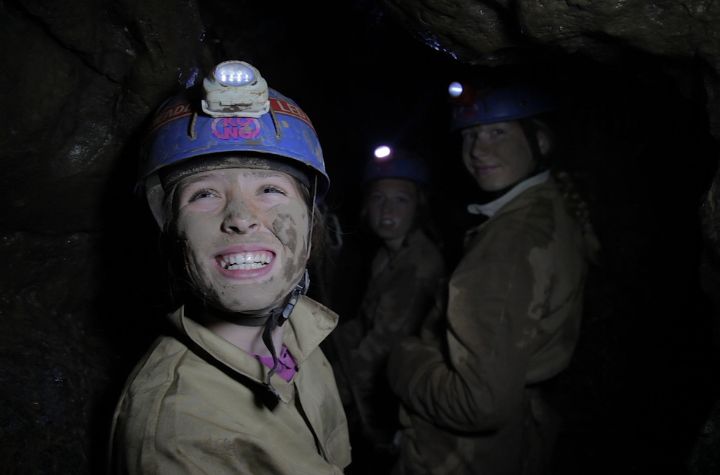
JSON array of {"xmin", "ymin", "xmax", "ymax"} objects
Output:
[
  {"xmin": 0, "ymin": 1, "xmax": 211, "ymax": 471},
  {"xmin": 0, "ymin": 0, "xmax": 719, "ymax": 473}
]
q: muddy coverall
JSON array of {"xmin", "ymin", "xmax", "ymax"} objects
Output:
[
  {"xmin": 109, "ymin": 296, "xmax": 351, "ymax": 475},
  {"xmin": 335, "ymin": 228, "xmax": 445, "ymax": 442},
  {"xmin": 387, "ymin": 173, "xmax": 590, "ymax": 475}
]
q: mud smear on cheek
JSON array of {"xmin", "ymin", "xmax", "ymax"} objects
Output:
[
  {"xmin": 176, "ymin": 223, "xmax": 222, "ymax": 305},
  {"xmin": 271, "ymin": 211, "xmax": 309, "ymax": 286},
  {"xmin": 272, "ymin": 212, "xmax": 299, "ymax": 252},
  {"xmin": 183, "ymin": 246, "xmax": 216, "ymax": 301}
]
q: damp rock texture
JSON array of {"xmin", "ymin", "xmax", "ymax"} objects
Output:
[
  {"xmin": 0, "ymin": 1, "xmax": 211, "ymax": 473},
  {"xmin": 0, "ymin": 0, "xmax": 212, "ymax": 232},
  {"xmin": 1, "ymin": 0, "xmax": 720, "ymax": 474}
]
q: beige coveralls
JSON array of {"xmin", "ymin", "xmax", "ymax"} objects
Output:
[
  {"xmin": 335, "ymin": 228, "xmax": 445, "ymax": 440},
  {"xmin": 387, "ymin": 174, "xmax": 590, "ymax": 475},
  {"xmin": 109, "ymin": 296, "xmax": 351, "ymax": 475}
]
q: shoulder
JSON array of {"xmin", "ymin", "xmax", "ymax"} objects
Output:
[
  {"xmin": 122, "ymin": 336, "xmax": 189, "ymax": 396},
  {"xmin": 462, "ymin": 185, "xmax": 560, "ymax": 265},
  {"xmin": 412, "ymin": 230, "xmax": 444, "ymax": 257},
  {"xmin": 490, "ymin": 181, "xmax": 567, "ymax": 240},
  {"xmin": 286, "ymin": 296, "xmax": 339, "ymax": 360},
  {"xmin": 111, "ymin": 336, "xmax": 194, "ymax": 466},
  {"xmin": 115, "ymin": 334, "xmax": 262, "ymax": 433},
  {"xmin": 404, "ymin": 230, "xmax": 446, "ymax": 275},
  {"xmin": 115, "ymin": 335, "xmax": 214, "ymax": 437},
  {"xmin": 297, "ymin": 296, "xmax": 339, "ymax": 326}
]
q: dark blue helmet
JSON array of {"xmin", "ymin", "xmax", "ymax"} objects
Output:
[
  {"xmin": 450, "ymin": 81, "xmax": 557, "ymax": 131},
  {"xmin": 139, "ymin": 60, "xmax": 328, "ymax": 225},
  {"xmin": 362, "ymin": 146, "xmax": 429, "ymax": 186}
]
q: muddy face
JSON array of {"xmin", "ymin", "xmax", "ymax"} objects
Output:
[
  {"xmin": 461, "ymin": 121, "xmax": 537, "ymax": 192},
  {"xmin": 364, "ymin": 178, "xmax": 418, "ymax": 251},
  {"xmin": 170, "ymin": 167, "xmax": 310, "ymax": 314}
]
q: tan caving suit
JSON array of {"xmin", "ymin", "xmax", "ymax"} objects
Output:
[
  {"xmin": 334, "ymin": 229, "xmax": 446, "ymax": 442},
  {"xmin": 387, "ymin": 174, "xmax": 591, "ymax": 475},
  {"xmin": 109, "ymin": 296, "xmax": 351, "ymax": 475}
]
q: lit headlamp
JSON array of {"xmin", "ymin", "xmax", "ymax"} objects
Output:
[
  {"xmin": 447, "ymin": 80, "xmax": 478, "ymax": 107},
  {"xmin": 373, "ymin": 145, "xmax": 392, "ymax": 161},
  {"xmin": 448, "ymin": 81, "xmax": 463, "ymax": 98},
  {"xmin": 201, "ymin": 60, "xmax": 269, "ymax": 118}
]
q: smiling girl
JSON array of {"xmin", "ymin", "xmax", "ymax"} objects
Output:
[{"xmin": 108, "ymin": 61, "xmax": 350, "ymax": 475}]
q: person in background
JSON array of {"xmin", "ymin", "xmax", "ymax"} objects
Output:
[
  {"xmin": 108, "ymin": 60, "xmax": 350, "ymax": 475},
  {"xmin": 331, "ymin": 148, "xmax": 446, "ymax": 474},
  {"xmin": 386, "ymin": 79, "xmax": 600, "ymax": 475}
]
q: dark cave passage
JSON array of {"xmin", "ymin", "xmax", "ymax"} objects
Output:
[{"xmin": 1, "ymin": 1, "xmax": 719, "ymax": 474}]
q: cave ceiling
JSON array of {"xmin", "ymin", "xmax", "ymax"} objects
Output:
[{"xmin": 382, "ymin": 0, "xmax": 720, "ymax": 136}]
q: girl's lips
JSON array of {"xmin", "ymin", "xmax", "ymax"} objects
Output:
[{"xmin": 473, "ymin": 164, "xmax": 500, "ymax": 176}]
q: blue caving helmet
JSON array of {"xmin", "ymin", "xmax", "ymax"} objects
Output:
[
  {"xmin": 450, "ymin": 81, "xmax": 557, "ymax": 131},
  {"xmin": 362, "ymin": 147, "xmax": 430, "ymax": 186},
  {"xmin": 139, "ymin": 60, "xmax": 329, "ymax": 226}
]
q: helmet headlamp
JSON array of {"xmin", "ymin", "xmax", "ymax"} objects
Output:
[
  {"xmin": 215, "ymin": 62, "xmax": 256, "ymax": 86},
  {"xmin": 373, "ymin": 145, "xmax": 392, "ymax": 161},
  {"xmin": 448, "ymin": 80, "xmax": 476, "ymax": 106},
  {"xmin": 363, "ymin": 146, "xmax": 429, "ymax": 186},
  {"xmin": 449, "ymin": 81, "xmax": 557, "ymax": 130},
  {"xmin": 448, "ymin": 81, "xmax": 464, "ymax": 98},
  {"xmin": 141, "ymin": 59, "xmax": 330, "ymax": 226},
  {"xmin": 201, "ymin": 60, "xmax": 269, "ymax": 117}
]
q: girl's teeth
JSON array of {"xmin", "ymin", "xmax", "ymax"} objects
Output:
[
  {"xmin": 221, "ymin": 251, "xmax": 272, "ymax": 270},
  {"xmin": 226, "ymin": 261, "xmax": 266, "ymax": 270}
]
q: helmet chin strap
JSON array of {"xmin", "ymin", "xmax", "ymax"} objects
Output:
[
  {"xmin": 190, "ymin": 268, "xmax": 309, "ymax": 397},
  {"xmin": 259, "ymin": 177, "xmax": 317, "ymax": 394},
  {"xmin": 260, "ymin": 268, "xmax": 309, "ymax": 394}
]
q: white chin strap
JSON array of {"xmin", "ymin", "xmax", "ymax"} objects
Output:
[{"xmin": 145, "ymin": 174, "xmax": 167, "ymax": 228}]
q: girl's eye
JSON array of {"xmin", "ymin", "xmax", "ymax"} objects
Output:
[
  {"xmin": 189, "ymin": 189, "xmax": 219, "ymax": 202},
  {"xmin": 368, "ymin": 193, "xmax": 384, "ymax": 203},
  {"xmin": 262, "ymin": 185, "xmax": 286, "ymax": 195},
  {"xmin": 462, "ymin": 130, "xmax": 478, "ymax": 142},
  {"xmin": 490, "ymin": 128, "xmax": 506, "ymax": 137}
]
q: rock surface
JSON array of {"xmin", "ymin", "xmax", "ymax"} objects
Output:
[{"xmin": 1, "ymin": 0, "xmax": 719, "ymax": 473}]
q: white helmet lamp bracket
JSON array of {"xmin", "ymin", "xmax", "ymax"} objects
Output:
[{"xmin": 201, "ymin": 60, "xmax": 270, "ymax": 118}]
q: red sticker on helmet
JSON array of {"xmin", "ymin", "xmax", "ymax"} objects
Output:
[
  {"xmin": 150, "ymin": 102, "xmax": 193, "ymax": 132},
  {"xmin": 270, "ymin": 98, "xmax": 314, "ymax": 130},
  {"xmin": 211, "ymin": 117, "xmax": 262, "ymax": 140}
]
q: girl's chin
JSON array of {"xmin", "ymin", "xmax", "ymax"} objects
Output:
[{"xmin": 214, "ymin": 298, "xmax": 281, "ymax": 315}]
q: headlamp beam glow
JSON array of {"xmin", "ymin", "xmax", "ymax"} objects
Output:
[
  {"xmin": 448, "ymin": 81, "xmax": 463, "ymax": 98},
  {"xmin": 215, "ymin": 62, "xmax": 256, "ymax": 87},
  {"xmin": 202, "ymin": 60, "xmax": 269, "ymax": 118},
  {"xmin": 374, "ymin": 145, "xmax": 392, "ymax": 161}
]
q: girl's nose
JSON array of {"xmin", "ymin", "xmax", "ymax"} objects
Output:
[
  {"xmin": 470, "ymin": 134, "xmax": 490, "ymax": 158},
  {"xmin": 221, "ymin": 200, "xmax": 259, "ymax": 234}
]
